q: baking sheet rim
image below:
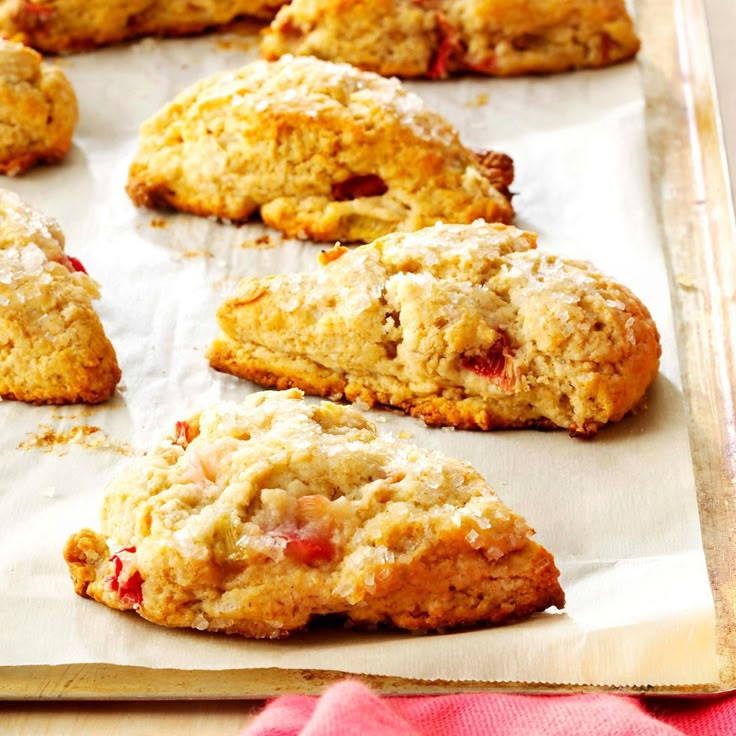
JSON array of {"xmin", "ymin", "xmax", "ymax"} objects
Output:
[{"xmin": 4, "ymin": 0, "xmax": 735, "ymax": 699}]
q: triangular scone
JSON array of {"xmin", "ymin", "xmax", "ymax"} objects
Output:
[
  {"xmin": 209, "ymin": 222, "xmax": 661, "ymax": 436},
  {"xmin": 0, "ymin": 40, "xmax": 77, "ymax": 176},
  {"xmin": 64, "ymin": 389, "xmax": 564, "ymax": 638},
  {"xmin": 262, "ymin": 0, "xmax": 639, "ymax": 78},
  {"xmin": 0, "ymin": 0, "xmax": 282, "ymax": 54},
  {"xmin": 0, "ymin": 189, "xmax": 121, "ymax": 404},
  {"xmin": 126, "ymin": 56, "xmax": 514, "ymax": 243}
]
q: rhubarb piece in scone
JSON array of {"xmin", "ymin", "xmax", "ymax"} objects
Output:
[
  {"xmin": 262, "ymin": 0, "xmax": 639, "ymax": 78},
  {"xmin": 0, "ymin": 39, "xmax": 77, "ymax": 176},
  {"xmin": 126, "ymin": 56, "xmax": 514, "ymax": 243},
  {"xmin": 0, "ymin": 0, "xmax": 284, "ymax": 54},
  {"xmin": 208, "ymin": 221, "xmax": 661, "ymax": 436},
  {"xmin": 0, "ymin": 189, "xmax": 121, "ymax": 403},
  {"xmin": 63, "ymin": 389, "xmax": 564, "ymax": 638}
]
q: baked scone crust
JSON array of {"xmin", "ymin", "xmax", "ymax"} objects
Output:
[
  {"xmin": 0, "ymin": 40, "xmax": 77, "ymax": 176},
  {"xmin": 209, "ymin": 222, "xmax": 661, "ymax": 435},
  {"xmin": 126, "ymin": 56, "xmax": 513, "ymax": 243},
  {"xmin": 262, "ymin": 0, "xmax": 640, "ymax": 78},
  {"xmin": 64, "ymin": 389, "xmax": 564, "ymax": 637},
  {"xmin": 0, "ymin": 189, "xmax": 121, "ymax": 403},
  {"xmin": 0, "ymin": 0, "xmax": 283, "ymax": 53}
]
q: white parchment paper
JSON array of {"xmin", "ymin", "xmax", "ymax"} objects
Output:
[{"xmin": 0, "ymin": 27, "xmax": 717, "ymax": 687}]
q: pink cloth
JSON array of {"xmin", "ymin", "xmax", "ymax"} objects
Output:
[{"xmin": 240, "ymin": 681, "xmax": 736, "ymax": 736}]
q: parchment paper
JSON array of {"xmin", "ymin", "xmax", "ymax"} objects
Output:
[{"xmin": 0, "ymin": 24, "xmax": 717, "ymax": 687}]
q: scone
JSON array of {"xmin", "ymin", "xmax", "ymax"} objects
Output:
[
  {"xmin": 209, "ymin": 222, "xmax": 661, "ymax": 436},
  {"xmin": 0, "ymin": 39, "xmax": 77, "ymax": 176},
  {"xmin": 0, "ymin": 189, "xmax": 120, "ymax": 403},
  {"xmin": 0, "ymin": 0, "xmax": 283, "ymax": 54},
  {"xmin": 126, "ymin": 56, "xmax": 514, "ymax": 243},
  {"xmin": 262, "ymin": 0, "xmax": 640, "ymax": 78},
  {"xmin": 64, "ymin": 389, "xmax": 564, "ymax": 638}
]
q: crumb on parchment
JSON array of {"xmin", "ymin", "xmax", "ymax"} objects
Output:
[
  {"xmin": 676, "ymin": 273, "xmax": 697, "ymax": 290},
  {"xmin": 464, "ymin": 93, "xmax": 489, "ymax": 108},
  {"xmin": 239, "ymin": 234, "xmax": 282, "ymax": 250},
  {"xmin": 18, "ymin": 424, "xmax": 133, "ymax": 456}
]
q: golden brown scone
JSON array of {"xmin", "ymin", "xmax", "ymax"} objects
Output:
[
  {"xmin": 209, "ymin": 222, "xmax": 661, "ymax": 436},
  {"xmin": 0, "ymin": 0, "xmax": 283, "ymax": 53},
  {"xmin": 0, "ymin": 39, "xmax": 77, "ymax": 176},
  {"xmin": 262, "ymin": 0, "xmax": 639, "ymax": 78},
  {"xmin": 64, "ymin": 389, "xmax": 564, "ymax": 638},
  {"xmin": 0, "ymin": 189, "xmax": 121, "ymax": 404},
  {"xmin": 126, "ymin": 56, "xmax": 514, "ymax": 243}
]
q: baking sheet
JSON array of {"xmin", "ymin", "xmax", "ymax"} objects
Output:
[{"xmin": 0, "ymin": 19, "xmax": 719, "ymax": 690}]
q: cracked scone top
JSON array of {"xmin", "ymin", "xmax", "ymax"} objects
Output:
[
  {"xmin": 262, "ymin": 0, "xmax": 639, "ymax": 78},
  {"xmin": 209, "ymin": 222, "xmax": 661, "ymax": 435},
  {"xmin": 0, "ymin": 0, "xmax": 283, "ymax": 53},
  {"xmin": 0, "ymin": 39, "xmax": 77, "ymax": 176},
  {"xmin": 64, "ymin": 389, "xmax": 564, "ymax": 637},
  {"xmin": 126, "ymin": 55, "xmax": 514, "ymax": 243},
  {"xmin": 0, "ymin": 189, "xmax": 121, "ymax": 403}
]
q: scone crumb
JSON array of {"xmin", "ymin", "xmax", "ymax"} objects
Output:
[
  {"xmin": 240, "ymin": 235, "xmax": 281, "ymax": 250},
  {"xmin": 465, "ymin": 93, "xmax": 490, "ymax": 109},
  {"xmin": 18, "ymin": 424, "xmax": 133, "ymax": 456},
  {"xmin": 50, "ymin": 407, "xmax": 94, "ymax": 420},
  {"xmin": 318, "ymin": 245, "xmax": 349, "ymax": 266},
  {"xmin": 215, "ymin": 36, "xmax": 259, "ymax": 53},
  {"xmin": 192, "ymin": 613, "xmax": 210, "ymax": 630}
]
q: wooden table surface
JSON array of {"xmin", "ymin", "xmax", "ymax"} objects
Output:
[{"xmin": 3, "ymin": 0, "xmax": 735, "ymax": 732}]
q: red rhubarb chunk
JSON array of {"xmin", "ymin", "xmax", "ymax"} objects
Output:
[
  {"xmin": 117, "ymin": 570, "xmax": 144, "ymax": 606},
  {"xmin": 600, "ymin": 33, "xmax": 612, "ymax": 65},
  {"xmin": 461, "ymin": 350, "xmax": 506, "ymax": 379},
  {"xmin": 67, "ymin": 256, "xmax": 87, "ymax": 274},
  {"xmin": 461, "ymin": 335, "xmax": 516, "ymax": 390},
  {"xmin": 466, "ymin": 54, "xmax": 497, "ymax": 74},
  {"xmin": 332, "ymin": 174, "xmax": 388, "ymax": 201},
  {"xmin": 19, "ymin": 1, "xmax": 55, "ymax": 28},
  {"xmin": 428, "ymin": 37, "xmax": 453, "ymax": 79},
  {"xmin": 22, "ymin": 1, "xmax": 54, "ymax": 17},
  {"xmin": 278, "ymin": 529, "xmax": 335, "ymax": 567},
  {"xmin": 109, "ymin": 546, "xmax": 143, "ymax": 606},
  {"xmin": 428, "ymin": 15, "xmax": 459, "ymax": 79},
  {"xmin": 174, "ymin": 420, "xmax": 195, "ymax": 448}
]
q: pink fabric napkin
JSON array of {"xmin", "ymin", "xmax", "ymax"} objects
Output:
[{"xmin": 240, "ymin": 681, "xmax": 736, "ymax": 736}]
